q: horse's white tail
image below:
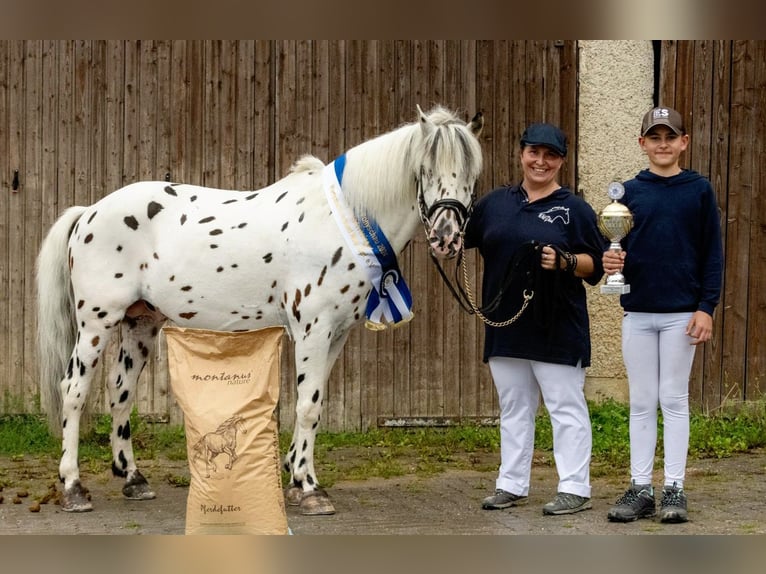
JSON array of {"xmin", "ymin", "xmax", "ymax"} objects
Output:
[{"xmin": 36, "ymin": 206, "xmax": 87, "ymax": 436}]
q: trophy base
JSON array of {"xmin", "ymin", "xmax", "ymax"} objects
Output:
[{"xmin": 601, "ymin": 284, "xmax": 631, "ymax": 295}]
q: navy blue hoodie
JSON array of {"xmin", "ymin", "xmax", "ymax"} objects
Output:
[{"xmin": 620, "ymin": 169, "xmax": 723, "ymax": 315}]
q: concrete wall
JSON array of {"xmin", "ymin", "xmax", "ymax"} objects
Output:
[{"xmin": 578, "ymin": 41, "xmax": 655, "ymax": 402}]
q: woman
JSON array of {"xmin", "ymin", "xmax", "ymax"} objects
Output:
[{"xmin": 465, "ymin": 123, "xmax": 606, "ymax": 516}]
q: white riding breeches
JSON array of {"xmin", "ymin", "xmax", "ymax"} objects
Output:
[
  {"xmin": 488, "ymin": 357, "xmax": 592, "ymax": 499},
  {"xmin": 622, "ymin": 311, "xmax": 697, "ymax": 488}
]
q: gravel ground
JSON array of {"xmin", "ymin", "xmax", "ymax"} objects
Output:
[{"xmin": 1, "ymin": 447, "xmax": 764, "ymax": 535}]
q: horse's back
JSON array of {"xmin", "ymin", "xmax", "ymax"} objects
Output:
[{"xmin": 66, "ymin": 170, "xmax": 364, "ymax": 333}]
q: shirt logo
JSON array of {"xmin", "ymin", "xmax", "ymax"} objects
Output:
[{"xmin": 539, "ymin": 206, "xmax": 570, "ymax": 225}]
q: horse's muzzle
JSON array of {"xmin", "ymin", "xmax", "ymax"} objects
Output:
[{"xmin": 428, "ymin": 229, "xmax": 463, "ymax": 259}]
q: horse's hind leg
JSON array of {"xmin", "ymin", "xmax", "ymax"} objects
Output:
[
  {"xmin": 105, "ymin": 316, "xmax": 161, "ymax": 501},
  {"xmin": 59, "ymin": 323, "xmax": 114, "ymax": 512}
]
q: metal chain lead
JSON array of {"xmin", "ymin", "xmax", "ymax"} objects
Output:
[{"xmin": 461, "ymin": 252, "xmax": 534, "ymax": 327}]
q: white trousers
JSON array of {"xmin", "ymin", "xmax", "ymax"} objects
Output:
[
  {"xmin": 488, "ymin": 357, "xmax": 592, "ymax": 498},
  {"xmin": 622, "ymin": 311, "xmax": 697, "ymax": 488}
]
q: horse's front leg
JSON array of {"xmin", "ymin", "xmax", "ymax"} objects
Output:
[
  {"xmin": 105, "ymin": 317, "xmax": 159, "ymax": 501},
  {"xmin": 284, "ymin": 330, "xmax": 349, "ymax": 516}
]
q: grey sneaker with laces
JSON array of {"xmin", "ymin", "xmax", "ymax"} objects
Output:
[
  {"xmin": 607, "ymin": 481, "xmax": 656, "ymax": 522},
  {"xmin": 659, "ymin": 482, "xmax": 688, "ymax": 523},
  {"xmin": 481, "ymin": 489, "xmax": 528, "ymax": 510},
  {"xmin": 542, "ymin": 492, "xmax": 592, "ymax": 515}
]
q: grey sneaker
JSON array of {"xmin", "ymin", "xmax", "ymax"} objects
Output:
[
  {"xmin": 659, "ymin": 482, "xmax": 688, "ymax": 523},
  {"xmin": 481, "ymin": 489, "xmax": 528, "ymax": 510},
  {"xmin": 607, "ymin": 482, "xmax": 656, "ymax": 522},
  {"xmin": 542, "ymin": 492, "xmax": 592, "ymax": 515}
]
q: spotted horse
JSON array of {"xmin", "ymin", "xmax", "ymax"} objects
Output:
[{"xmin": 36, "ymin": 105, "xmax": 484, "ymax": 515}]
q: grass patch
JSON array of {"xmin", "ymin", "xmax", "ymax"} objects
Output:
[{"xmin": 1, "ymin": 399, "xmax": 765, "ymax": 484}]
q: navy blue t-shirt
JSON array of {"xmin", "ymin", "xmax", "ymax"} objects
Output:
[{"xmin": 464, "ymin": 185, "xmax": 607, "ymax": 366}]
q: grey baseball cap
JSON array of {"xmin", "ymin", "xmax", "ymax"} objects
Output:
[{"xmin": 641, "ymin": 106, "xmax": 685, "ymax": 136}]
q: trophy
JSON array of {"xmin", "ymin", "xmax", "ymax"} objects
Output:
[{"xmin": 598, "ymin": 181, "xmax": 633, "ymax": 295}]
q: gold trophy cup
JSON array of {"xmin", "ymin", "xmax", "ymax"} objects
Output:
[{"xmin": 598, "ymin": 181, "xmax": 633, "ymax": 295}]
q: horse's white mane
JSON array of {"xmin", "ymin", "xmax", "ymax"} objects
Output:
[
  {"xmin": 291, "ymin": 155, "xmax": 325, "ymax": 173},
  {"xmin": 341, "ymin": 106, "xmax": 483, "ymax": 216}
]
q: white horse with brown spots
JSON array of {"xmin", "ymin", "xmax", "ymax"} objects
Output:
[{"xmin": 36, "ymin": 105, "xmax": 483, "ymax": 515}]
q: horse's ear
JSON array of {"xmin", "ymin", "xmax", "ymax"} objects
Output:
[
  {"xmin": 469, "ymin": 111, "xmax": 484, "ymax": 137},
  {"xmin": 417, "ymin": 104, "xmax": 435, "ymax": 138}
]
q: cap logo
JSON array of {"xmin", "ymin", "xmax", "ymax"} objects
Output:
[{"xmin": 653, "ymin": 108, "xmax": 671, "ymax": 119}]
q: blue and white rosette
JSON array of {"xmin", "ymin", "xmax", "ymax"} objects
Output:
[{"xmin": 322, "ymin": 155, "xmax": 414, "ymax": 330}]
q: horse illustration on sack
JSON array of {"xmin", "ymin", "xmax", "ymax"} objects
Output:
[{"xmin": 191, "ymin": 415, "xmax": 247, "ymax": 478}]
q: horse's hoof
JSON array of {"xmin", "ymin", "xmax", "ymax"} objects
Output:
[
  {"xmin": 62, "ymin": 480, "xmax": 93, "ymax": 512},
  {"xmin": 284, "ymin": 485, "xmax": 303, "ymax": 506},
  {"xmin": 122, "ymin": 470, "xmax": 156, "ymax": 500},
  {"xmin": 299, "ymin": 488, "xmax": 336, "ymax": 516}
]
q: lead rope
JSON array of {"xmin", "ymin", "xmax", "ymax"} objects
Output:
[{"xmin": 460, "ymin": 251, "xmax": 534, "ymax": 327}]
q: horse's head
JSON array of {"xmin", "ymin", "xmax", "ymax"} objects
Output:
[{"xmin": 415, "ymin": 105, "xmax": 484, "ymax": 259}]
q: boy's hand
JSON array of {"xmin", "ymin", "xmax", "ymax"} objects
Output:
[
  {"xmin": 602, "ymin": 250, "xmax": 625, "ymax": 276},
  {"xmin": 686, "ymin": 311, "xmax": 713, "ymax": 345}
]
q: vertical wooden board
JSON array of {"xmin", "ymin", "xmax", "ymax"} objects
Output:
[
  {"xmin": 703, "ymin": 41, "xmax": 732, "ymax": 409},
  {"xmin": 186, "ymin": 41, "xmax": 204, "ymax": 185},
  {"xmin": 474, "ymin": 40, "xmax": 499, "ymax": 417},
  {"xmin": 105, "ymin": 41, "xmax": 125, "ymax": 193},
  {"xmin": 525, "ymin": 41, "xmax": 545, "ymax": 123},
  {"xmin": 421, "ymin": 40, "xmax": 446, "ymax": 418},
  {"xmin": 392, "ymin": 40, "xmax": 412, "ymax": 420},
  {"xmin": 311, "ymin": 40, "xmax": 330, "ymax": 163},
  {"xmin": 72, "ymin": 41, "xmax": 91, "ymax": 208},
  {"xmin": 688, "ymin": 41, "xmax": 715, "ymax": 404},
  {"xmin": 202, "ymin": 41, "xmax": 221, "ymax": 187},
  {"xmin": 360, "ymin": 40, "xmax": 381, "ymax": 430},
  {"xmin": 341, "ymin": 40, "xmax": 363, "ymax": 430},
  {"xmin": 274, "ymin": 41, "xmax": 297, "ymax": 430},
  {"xmin": 138, "ymin": 40, "xmax": 159, "ymax": 181},
  {"xmin": 235, "ymin": 41, "xmax": 254, "ymax": 190},
  {"xmin": 659, "ymin": 40, "xmax": 678, "ymax": 108},
  {"xmin": 720, "ymin": 41, "xmax": 753, "ymax": 400},
  {"xmin": 252, "ymin": 40, "xmax": 273, "ymax": 190},
  {"xmin": 746, "ymin": 40, "xmax": 766, "ymax": 400},
  {"xmin": 557, "ymin": 42, "xmax": 578, "ymax": 192},
  {"xmin": 169, "ymin": 40, "xmax": 188, "ymax": 183},
  {"xmin": 440, "ymin": 40, "xmax": 464, "ymax": 418},
  {"xmin": 122, "ymin": 41, "xmax": 140, "ymax": 186},
  {"xmin": 509, "ymin": 41, "xmax": 527, "ymax": 188},
  {"xmin": 150, "ymin": 41, "xmax": 173, "ymax": 418},
  {"xmin": 321, "ymin": 40, "xmax": 346, "ymax": 432},
  {"xmin": 373, "ymin": 41, "xmax": 397, "ymax": 423},
  {"xmin": 674, "ymin": 42, "xmax": 696, "ymax": 171},
  {"xmin": 218, "ymin": 40, "xmax": 236, "ymax": 189},
  {"xmin": 0, "ymin": 41, "xmax": 10, "ymax": 412},
  {"xmin": 408, "ymin": 39, "xmax": 430, "ymax": 418},
  {"xmin": 7, "ymin": 41, "xmax": 25, "ymax": 411},
  {"xmin": 21, "ymin": 41, "xmax": 43, "ymax": 410},
  {"xmin": 455, "ymin": 41, "xmax": 480, "ymax": 419},
  {"xmin": 155, "ymin": 41, "xmax": 172, "ymax": 181}
]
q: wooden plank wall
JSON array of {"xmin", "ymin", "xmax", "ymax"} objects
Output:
[
  {"xmin": 660, "ymin": 40, "xmax": 766, "ymax": 411},
  {"xmin": 12, "ymin": 41, "xmax": 765, "ymax": 428},
  {"xmin": 0, "ymin": 40, "xmax": 576, "ymax": 430}
]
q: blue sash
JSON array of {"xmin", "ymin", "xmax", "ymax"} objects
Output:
[{"xmin": 323, "ymin": 155, "xmax": 414, "ymax": 330}]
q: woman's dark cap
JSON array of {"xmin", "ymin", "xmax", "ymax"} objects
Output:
[{"xmin": 520, "ymin": 123, "xmax": 567, "ymax": 157}]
